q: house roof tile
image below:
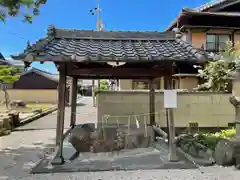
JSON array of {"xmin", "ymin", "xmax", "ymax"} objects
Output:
[
  {"xmin": 11, "ymin": 26, "xmax": 208, "ymax": 63},
  {"xmin": 21, "ymin": 67, "xmax": 59, "ymax": 82}
]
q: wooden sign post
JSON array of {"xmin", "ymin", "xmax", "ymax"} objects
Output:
[{"xmin": 164, "ymin": 89, "xmax": 178, "ymax": 162}]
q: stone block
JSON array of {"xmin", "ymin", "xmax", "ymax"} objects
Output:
[
  {"xmin": 215, "ymin": 139, "xmax": 234, "ymax": 166},
  {"xmin": 124, "ymin": 126, "xmax": 154, "ymax": 149},
  {"xmin": 10, "ymin": 100, "xmax": 26, "ymax": 108},
  {"xmin": 2, "ymin": 116, "xmax": 12, "ymax": 130},
  {"xmin": 69, "ymin": 125, "xmax": 92, "ymax": 153},
  {"xmin": 8, "ymin": 111, "xmax": 20, "ymax": 127},
  {"xmin": 32, "ymin": 108, "xmax": 43, "ymax": 114}
]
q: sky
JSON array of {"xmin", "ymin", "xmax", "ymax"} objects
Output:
[{"xmin": 0, "ymin": 0, "xmax": 208, "ymax": 74}]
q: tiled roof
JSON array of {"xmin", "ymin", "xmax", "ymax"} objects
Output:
[
  {"xmin": 0, "ymin": 53, "xmax": 5, "ymax": 60},
  {"xmin": 182, "ymin": 8, "xmax": 240, "ymax": 16},
  {"xmin": 11, "ymin": 25, "xmax": 208, "ymax": 63},
  {"xmin": 165, "ymin": 0, "xmax": 240, "ymax": 31},
  {"xmin": 21, "ymin": 67, "xmax": 59, "ymax": 82},
  {"xmin": 194, "ymin": 0, "xmax": 227, "ymax": 12}
]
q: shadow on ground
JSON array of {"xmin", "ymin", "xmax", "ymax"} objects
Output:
[
  {"xmin": 77, "ymin": 103, "xmax": 86, "ymax": 106},
  {"xmin": 31, "ymin": 137, "xmax": 198, "ymax": 174},
  {"xmin": 0, "ymin": 141, "xmax": 55, "ymax": 179}
]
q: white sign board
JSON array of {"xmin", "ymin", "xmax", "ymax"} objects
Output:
[{"xmin": 164, "ymin": 90, "xmax": 177, "ymax": 108}]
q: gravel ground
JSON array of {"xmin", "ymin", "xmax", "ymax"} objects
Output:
[{"xmin": 1, "ymin": 97, "xmax": 240, "ymax": 180}]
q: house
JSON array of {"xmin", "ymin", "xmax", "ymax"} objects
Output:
[
  {"xmin": 120, "ymin": 0, "xmax": 240, "ymax": 91},
  {"xmin": 164, "ymin": 0, "xmax": 240, "ymax": 90},
  {"xmin": 0, "ymin": 53, "xmax": 25, "ymax": 71},
  {"xmin": 13, "ymin": 67, "xmax": 59, "ymax": 89}
]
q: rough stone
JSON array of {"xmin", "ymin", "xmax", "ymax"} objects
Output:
[
  {"xmin": 69, "ymin": 125, "xmax": 92, "ymax": 152},
  {"xmin": 125, "ymin": 127, "xmax": 153, "ymax": 149},
  {"xmin": 8, "ymin": 111, "xmax": 20, "ymax": 127},
  {"xmin": 10, "ymin": 100, "xmax": 26, "ymax": 108},
  {"xmin": 206, "ymin": 148, "xmax": 214, "ymax": 158},
  {"xmin": 215, "ymin": 139, "xmax": 235, "ymax": 166},
  {"xmin": 91, "ymin": 129, "xmax": 113, "ymax": 153},
  {"xmin": 189, "ymin": 145, "xmax": 198, "ymax": 157},
  {"xmin": 33, "ymin": 108, "xmax": 43, "ymax": 114},
  {"xmin": 2, "ymin": 116, "xmax": 12, "ymax": 130},
  {"xmin": 181, "ymin": 144, "xmax": 189, "ymax": 152}
]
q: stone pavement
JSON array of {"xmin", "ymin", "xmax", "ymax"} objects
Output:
[
  {"xmin": 1, "ymin": 97, "xmax": 240, "ymax": 179},
  {"xmin": 0, "ymin": 97, "xmax": 96, "ymax": 179}
]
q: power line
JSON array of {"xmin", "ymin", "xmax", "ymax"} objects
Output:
[{"xmin": 6, "ymin": 31, "xmax": 26, "ymax": 40}]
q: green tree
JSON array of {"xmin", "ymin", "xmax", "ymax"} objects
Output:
[
  {"xmin": 0, "ymin": 65, "xmax": 20, "ymax": 109},
  {"xmin": 197, "ymin": 42, "xmax": 240, "ymax": 92},
  {"xmin": 100, "ymin": 80, "xmax": 109, "ymax": 90},
  {"xmin": 0, "ymin": 0, "xmax": 47, "ymax": 23}
]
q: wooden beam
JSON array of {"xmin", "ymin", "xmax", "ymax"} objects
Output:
[
  {"xmin": 55, "ymin": 64, "xmax": 67, "ymax": 164},
  {"xmin": 67, "ymin": 68, "xmax": 166, "ymax": 78},
  {"xmin": 182, "ymin": 25, "xmax": 240, "ymax": 30},
  {"xmin": 73, "ymin": 76, "xmax": 165, "ymax": 79},
  {"xmin": 149, "ymin": 79, "xmax": 155, "ymax": 125},
  {"xmin": 70, "ymin": 77, "xmax": 78, "ymax": 128}
]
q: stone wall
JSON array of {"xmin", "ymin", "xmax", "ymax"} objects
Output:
[
  {"xmin": 97, "ymin": 91, "xmax": 234, "ymax": 128},
  {"xmin": 119, "ymin": 77, "xmax": 198, "ymax": 91},
  {"xmin": 0, "ymin": 90, "xmax": 58, "ymax": 103}
]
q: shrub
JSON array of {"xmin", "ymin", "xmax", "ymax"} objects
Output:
[{"xmin": 178, "ymin": 128, "xmax": 236, "ymax": 151}]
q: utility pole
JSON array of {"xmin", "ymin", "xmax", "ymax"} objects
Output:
[{"xmin": 90, "ymin": 0, "xmax": 104, "ymax": 107}]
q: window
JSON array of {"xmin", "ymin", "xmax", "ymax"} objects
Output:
[
  {"xmin": 132, "ymin": 80, "xmax": 160, "ymax": 90},
  {"xmin": 206, "ymin": 34, "xmax": 231, "ymax": 52}
]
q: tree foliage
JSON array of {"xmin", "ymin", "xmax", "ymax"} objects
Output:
[
  {"xmin": 0, "ymin": 0, "xmax": 47, "ymax": 23},
  {"xmin": 100, "ymin": 79, "xmax": 109, "ymax": 90},
  {"xmin": 0, "ymin": 65, "xmax": 20, "ymax": 108},
  {"xmin": 197, "ymin": 42, "xmax": 240, "ymax": 92},
  {"xmin": 0, "ymin": 65, "xmax": 20, "ymax": 84}
]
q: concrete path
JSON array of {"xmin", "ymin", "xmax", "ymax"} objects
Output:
[
  {"xmin": 0, "ymin": 97, "xmax": 240, "ymax": 179},
  {"xmin": 16, "ymin": 96, "xmax": 97, "ymax": 130},
  {"xmin": 0, "ymin": 97, "xmax": 97, "ymax": 179}
]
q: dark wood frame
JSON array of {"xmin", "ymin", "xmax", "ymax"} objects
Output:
[{"xmin": 51, "ymin": 59, "xmax": 176, "ymax": 164}]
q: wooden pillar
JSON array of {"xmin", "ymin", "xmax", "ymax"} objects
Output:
[
  {"xmin": 164, "ymin": 77, "xmax": 170, "ymax": 139},
  {"xmin": 117, "ymin": 79, "xmax": 120, "ymax": 90},
  {"xmin": 165, "ymin": 73, "xmax": 178, "ymax": 162},
  {"xmin": 68, "ymin": 78, "xmax": 73, "ymax": 106},
  {"xmin": 149, "ymin": 78, "xmax": 155, "ymax": 125},
  {"xmin": 55, "ymin": 64, "xmax": 67, "ymax": 164},
  {"xmin": 92, "ymin": 80, "xmax": 96, "ymax": 107},
  {"xmin": 70, "ymin": 77, "xmax": 78, "ymax": 128},
  {"xmin": 98, "ymin": 79, "xmax": 100, "ymax": 91}
]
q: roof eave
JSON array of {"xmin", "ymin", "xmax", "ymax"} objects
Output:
[
  {"xmin": 17, "ymin": 53, "xmax": 207, "ymax": 65},
  {"xmin": 21, "ymin": 67, "xmax": 59, "ymax": 83},
  {"xmin": 165, "ymin": 12, "xmax": 184, "ymax": 32}
]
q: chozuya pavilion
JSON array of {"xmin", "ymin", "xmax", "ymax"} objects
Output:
[{"xmin": 12, "ymin": 25, "xmax": 208, "ymax": 169}]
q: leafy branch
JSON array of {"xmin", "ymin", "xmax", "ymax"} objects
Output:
[
  {"xmin": 0, "ymin": 0, "xmax": 47, "ymax": 23},
  {"xmin": 0, "ymin": 65, "xmax": 20, "ymax": 109},
  {"xmin": 197, "ymin": 41, "xmax": 240, "ymax": 92}
]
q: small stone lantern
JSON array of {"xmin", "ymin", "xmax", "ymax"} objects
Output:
[{"xmin": 215, "ymin": 63, "xmax": 240, "ymax": 168}]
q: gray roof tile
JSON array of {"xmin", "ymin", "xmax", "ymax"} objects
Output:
[
  {"xmin": 12, "ymin": 26, "xmax": 208, "ymax": 63},
  {"xmin": 21, "ymin": 67, "xmax": 59, "ymax": 82},
  {"xmin": 194, "ymin": 0, "xmax": 227, "ymax": 12}
]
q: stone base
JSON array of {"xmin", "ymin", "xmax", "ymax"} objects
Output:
[
  {"xmin": 69, "ymin": 123, "xmax": 154, "ymax": 153},
  {"xmin": 51, "ymin": 155, "xmax": 65, "ymax": 165},
  {"xmin": 215, "ymin": 137, "xmax": 240, "ymax": 167},
  {"xmin": 168, "ymin": 152, "xmax": 179, "ymax": 162}
]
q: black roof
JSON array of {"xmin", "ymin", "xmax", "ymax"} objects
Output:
[
  {"xmin": 21, "ymin": 67, "xmax": 59, "ymax": 82},
  {"xmin": 12, "ymin": 25, "xmax": 208, "ymax": 63},
  {"xmin": 166, "ymin": 0, "xmax": 240, "ymax": 31},
  {"xmin": 194, "ymin": 0, "xmax": 240, "ymax": 12},
  {"xmin": 0, "ymin": 53, "xmax": 5, "ymax": 60}
]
